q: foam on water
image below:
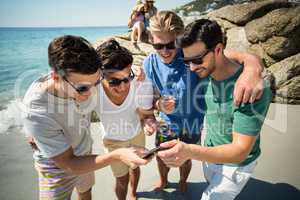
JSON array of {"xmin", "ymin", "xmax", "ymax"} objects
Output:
[{"xmin": 0, "ymin": 99, "xmax": 25, "ymax": 134}]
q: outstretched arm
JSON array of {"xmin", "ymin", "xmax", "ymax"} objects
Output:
[
  {"xmin": 51, "ymin": 147, "xmax": 148, "ymax": 175},
  {"xmin": 157, "ymin": 133, "xmax": 257, "ymax": 167}
]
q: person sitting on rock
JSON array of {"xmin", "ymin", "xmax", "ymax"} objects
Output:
[{"xmin": 128, "ymin": 3, "xmax": 146, "ymax": 44}]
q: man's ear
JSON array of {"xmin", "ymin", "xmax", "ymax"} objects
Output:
[
  {"xmin": 214, "ymin": 43, "xmax": 224, "ymax": 55},
  {"xmin": 50, "ymin": 70, "xmax": 60, "ymax": 81}
]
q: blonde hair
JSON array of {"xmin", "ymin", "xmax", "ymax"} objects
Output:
[
  {"xmin": 149, "ymin": 10, "xmax": 184, "ymax": 35},
  {"xmin": 129, "ymin": 3, "xmax": 144, "ymax": 21}
]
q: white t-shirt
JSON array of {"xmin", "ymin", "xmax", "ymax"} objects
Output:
[
  {"xmin": 22, "ymin": 75, "xmax": 97, "ymax": 162},
  {"xmin": 95, "ymin": 78, "xmax": 153, "ymax": 141}
]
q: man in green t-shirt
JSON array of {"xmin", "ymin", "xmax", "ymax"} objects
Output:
[{"xmin": 157, "ymin": 19, "xmax": 272, "ymax": 200}]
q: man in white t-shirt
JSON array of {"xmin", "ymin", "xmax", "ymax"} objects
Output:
[
  {"xmin": 22, "ymin": 35, "xmax": 149, "ymax": 200},
  {"xmin": 95, "ymin": 38, "xmax": 157, "ymax": 200}
]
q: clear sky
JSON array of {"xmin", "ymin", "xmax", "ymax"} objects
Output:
[{"xmin": 0, "ymin": 0, "xmax": 191, "ymax": 27}]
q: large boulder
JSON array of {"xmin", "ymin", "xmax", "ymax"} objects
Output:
[
  {"xmin": 245, "ymin": 6, "xmax": 300, "ymax": 43},
  {"xmin": 244, "ymin": 6, "xmax": 300, "ymax": 61},
  {"xmin": 248, "ymin": 44, "xmax": 277, "ymax": 67},
  {"xmin": 208, "ymin": 0, "xmax": 291, "ymax": 25},
  {"xmin": 225, "ymin": 27, "xmax": 251, "ymax": 52},
  {"xmin": 274, "ymin": 76, "xmax": 300, "ymax": 104},
  {"xmin": 260, "ymin": 34, "xmax": 300, "ymax": 60},
  {"xmin": 183, "ymin": 14, "xmax": 238, "ymax": 31},
  {"xmin": 267, "ymin": 53, "xmax": 300, "ymax": 89},
  {"xmin": 207, "ymin": 15, "xmax": 238, "ymax": 31}
]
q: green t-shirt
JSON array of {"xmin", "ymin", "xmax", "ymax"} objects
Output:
[{"xmin": 204, "ymin": 66, "xmax": 272, "ymax": 166}]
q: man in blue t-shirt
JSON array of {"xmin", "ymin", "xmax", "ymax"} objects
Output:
[
  {"xmin": 144, "ymin": 50, "xmax": 206, "ymax": 142},
  {"xmin": 143, "ymin": 11, "xmax": 265, "ymax": 192}
]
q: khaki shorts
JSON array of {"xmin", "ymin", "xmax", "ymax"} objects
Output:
[{"xmin": 103, "ymin": 132, "xmax": 145, "ymax": 178}]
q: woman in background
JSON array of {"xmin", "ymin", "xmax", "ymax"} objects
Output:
[{"xmin": 128, "ymin": 3, "xmax": 146, "ymax": 44}]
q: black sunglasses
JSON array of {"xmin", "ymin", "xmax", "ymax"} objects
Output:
[
  {"xmin": 106, "ymin": 72, "xmax": 135, "ymax": 87},
  {"xmin": 152, "ymin": 40, "xmax": 176, "ymax": 50},
  {"xmin": 183, "ymin": 49, "xmax": 211, "ymax": 66},
  {"xmin": 63, "ymin": 77, "xmax": 102, "ymax": 94}
]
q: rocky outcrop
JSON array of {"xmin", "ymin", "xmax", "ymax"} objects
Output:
[
  {"xmin": 245, "ymin": 6, "xmax": 300, "ymax": 61},
  {"xmin": 207, "ymin": 0, "xmax": 292, "ymax": 25},
  {"xmin": 274, "ymin": 76, "xmax": 300, "ymax": 104},
  {"xmin": 225, "ymin": 27, "xmax": 251, "ymax": 52},
  {"xmin": 248, "ymin": 44, "xmax": 277, "ymax": 66},
  {"xmin": 175, "ymin": 0, "xmax": 259, "ymax": 17},
  {"xmin": 268, "ymin": 54, "xmax": 300, "ymax": 88},
  {"xmin": 245, "ymin": 6, "xmax": 300, "ymax": 43},
  {"xmin": 205, "ymin": 0, "xmax": 300, "ymax": 104}
]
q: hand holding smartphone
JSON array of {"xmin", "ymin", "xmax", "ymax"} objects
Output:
[{"xmin": 142, "ymin": 146, "xmax": 168, "ymax": 159}]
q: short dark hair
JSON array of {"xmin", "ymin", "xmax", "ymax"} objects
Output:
[
  {"xmin": 177, "ymin": 19, "xmax": 226, "ymax": 49},
  {"xmin": 48, "ymin": 35, "xmax": 102, "ymax": 75},
  {"xmin": 96, "ymin": 38, "xmax": 133, "ymax": 72}
]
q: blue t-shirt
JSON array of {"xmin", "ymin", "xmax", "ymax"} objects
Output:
[{"xmin": 143, "ymin": 49, "xmax": 207, "ymax": 136}]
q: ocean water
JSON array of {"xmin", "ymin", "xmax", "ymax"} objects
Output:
[{"xmin": 0, "ymin": 26, "xmax": 127, "ymax": 133}]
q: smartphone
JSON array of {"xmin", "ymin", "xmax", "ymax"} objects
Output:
[{"xmin": 142, "ymin": 146, "xmax": 168, "ymax": 159}]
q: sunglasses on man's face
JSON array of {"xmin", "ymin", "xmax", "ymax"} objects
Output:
[
  {"xmin": 63, "ymin": 77, "xmax": 102, "ymax": 94},
  {"xmin": 106, "ymin": 72, "xmax": 135, "ymax": 87},
  {"xmin": 183, "ymin": 49, "xmax": 211, "ymax": 66},
  {"xmin": 152, "ymin": 40, "xmax": 176, "ymax": 50}
]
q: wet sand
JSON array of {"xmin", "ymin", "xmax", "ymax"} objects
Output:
[{"xmin": 0, "ymin": 103, "xmax": 299, "ymax": 200}]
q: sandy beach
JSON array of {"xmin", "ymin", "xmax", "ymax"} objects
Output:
[{"xmin": 0, "ymin": 103, "xmax": 299, "ymax": 200}]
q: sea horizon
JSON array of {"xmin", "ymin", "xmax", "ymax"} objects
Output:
[{"xmin": 0, "ymin": 25, "xmax": 127, "ymax": 29}]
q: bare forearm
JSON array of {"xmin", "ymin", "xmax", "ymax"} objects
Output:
[
  {"xmin": 187, "ymin": 143, "xmax": 247, "ymax": 164},
  {"xmin": 55, "ymin": 152, "xmax": 117, "ymax": 175}
]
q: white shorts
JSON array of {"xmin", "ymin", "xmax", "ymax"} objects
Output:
[
  {"xmin": 201, "ymin": 160, "xmax": 257, "ymax": 200},
  {"xmin": 133, "ymin": 21, "xmax": 144, "ymax": 29}
]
